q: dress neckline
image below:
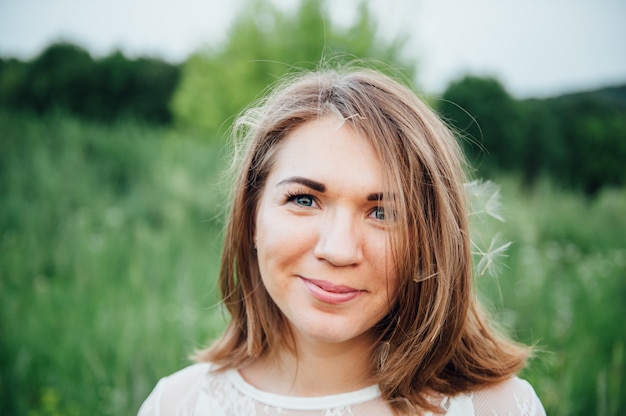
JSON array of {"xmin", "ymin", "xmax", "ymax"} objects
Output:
[{"xmin": 224, "ymin": 368, "xmax": 382, "ymax": 410}]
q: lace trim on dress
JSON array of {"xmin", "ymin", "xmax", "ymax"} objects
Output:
[
  {"xmin": 137, "ymin": 363, "xmax": 546, "ymax": 416},
  {"xmin": 224, "ymin": 368, "xmax": 383, "ymax": 410}
]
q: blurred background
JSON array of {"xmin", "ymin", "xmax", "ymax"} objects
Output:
[{"xmin": 1, "ymin": 0, "xmax": 624, "ymax": 414}]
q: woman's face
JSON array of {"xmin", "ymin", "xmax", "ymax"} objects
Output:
[{"xmin": 254, "ymin": 117, "xmax": 399, "ymax": 349}]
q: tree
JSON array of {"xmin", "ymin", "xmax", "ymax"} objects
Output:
[
  {"xmin": 0, "ymin": 58, "xmax": 28, "ymax": 109},
  {"xmin": 439, "ymin": 76, "xmax": 524, "ymax": 177},
  {"xmin": 548, "ymin": 91, "xmax": 626, "ymax": 193},
  {"xmin": 16, "ymin": 42, "xmax": 96, "ymax": 114},
  {"xmin": 96, "ymin": 52, "xmax": 180, "ymax": 122},
  {"xmin": 517, "ymin": 99, "xmax": 565, "ymax": 184},
  {"xmin": 439, "ymin": 75, "xmax": 626, "ymax": 192},
  {"xmin": 171, "ymin": 0, "xmax": 416, "ymax": 138},
  {"xmin": 0, "ymin": 42, "xmax": 180, "ymax": 123}
]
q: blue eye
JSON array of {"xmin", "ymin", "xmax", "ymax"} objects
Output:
[
  {"xmin": 285, "ymin": 192, "xmax": 316, "ymax": 207},
  {"xmin": 370, "ymin": 207, "xmax": 385, "ymax": 220},
  {"xmin": 295, "ymin": 195, "xmax": 314, "ymax": 207}
]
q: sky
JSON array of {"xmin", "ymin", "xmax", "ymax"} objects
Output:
[{"xmin": 1, "ymin": 0, "xmax": 625, "ymax": 98}]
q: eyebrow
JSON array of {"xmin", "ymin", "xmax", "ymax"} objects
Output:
[
  {"xmin": 367, "ymin": 193, "xmax": 385, "ymax": 201},
  {"xmin": 276, "ymin": 176, "xmax": 326, "ymax": 192},
  {"xmin": 276, "ymin": 176, "xmax": 387, "ymax": 202}
]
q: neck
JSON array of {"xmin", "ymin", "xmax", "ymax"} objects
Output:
[{"xmin": 241, "ymin": 331, "xmax": 377, "ymax": 396}]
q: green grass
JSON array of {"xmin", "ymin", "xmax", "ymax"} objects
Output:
[
  {"xmin": 1, "ymin": 112, "xmax": 624, "ymax": 415},
  {"xmin": 476, "ymin": 177, "xmax": 626, "ymax": 415},
  {"xmin": 0, "ymin": 112, "xmax": 229, "ymax": 415}
]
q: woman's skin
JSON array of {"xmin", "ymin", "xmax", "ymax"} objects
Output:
[{"xmin": 241, "ymin": 117, "xmax": 399, "ymax": 397}]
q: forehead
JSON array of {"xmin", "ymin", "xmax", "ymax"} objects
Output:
[{"xmin": 266, "ymin": 117, "xmax": 383, "ymax": 188}]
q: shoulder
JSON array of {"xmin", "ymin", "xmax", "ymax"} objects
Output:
[
  {"xmin": 163, "ymin": 362, "xmax": 214, "ymax": 387},
  {"xmin": 468, "ymin": 377, "xmax": 546, "ymax": 416},
  {"xmin": 137, "ymin": 362, "xmax": 213, "ymax": 416}
]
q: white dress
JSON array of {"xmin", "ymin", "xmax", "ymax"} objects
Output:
[{"xmin": 138, "ymin": 363, "xmax": 546, "ymax": 416}]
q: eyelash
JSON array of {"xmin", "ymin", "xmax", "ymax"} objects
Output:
[
  {"xmin": 369, "ymin": 206, "xmax": 386, "ymax": 221},
  {"xmin": 284, "ymin": 189, "xmax": 388, "ymax": 221},
  {"xmin": 284, "ymin": 189, "xmax": 317, "ymax": 207}
]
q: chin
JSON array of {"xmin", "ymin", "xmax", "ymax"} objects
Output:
[{"xmin": 290, "ymin": 317, "xmax": 372, "ymax": 346}]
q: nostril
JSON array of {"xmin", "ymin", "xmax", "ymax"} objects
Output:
[{"xmin": 314, "ymin": 230, "xmax": 363, "ymax": 267}]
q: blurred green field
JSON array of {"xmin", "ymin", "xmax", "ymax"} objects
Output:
[{"xmin": 1, "ymin": 112, "xmax": 625, "ymax": 415}]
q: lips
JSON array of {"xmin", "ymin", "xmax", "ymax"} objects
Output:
[{"xmin": 301, "ymin": 277, "xmax": 363, "ymax": 304}]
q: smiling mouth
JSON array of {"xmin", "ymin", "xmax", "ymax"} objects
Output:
[{"xmin": 301, "ymin": 277, "xmax": 363, "ymax": 304}]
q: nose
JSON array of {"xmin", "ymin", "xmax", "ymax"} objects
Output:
[{"xmin": 313, "ymin": 209, "xmax": 364, "ymax": 267}]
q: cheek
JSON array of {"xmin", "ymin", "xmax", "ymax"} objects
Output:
[
  {"xmin": 372, "ymin": 240, "xmax": 400, "ymax": 297},
  {"xmin": 254, "ymin": 208, "xmax": 313, "ymax": 278}
]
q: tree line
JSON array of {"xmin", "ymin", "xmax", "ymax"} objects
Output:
[
  {"xmin": 0, "ymin": 0, "xmax": 624, "ymax": 193},
  {"xmin": 439, "ymin": 76, "xmax": 626, "ymax": 193},
  {"xmin": 0, "ymin": 42, "xmax": 179, "ymax": 123}
]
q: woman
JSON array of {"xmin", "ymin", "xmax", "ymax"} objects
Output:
[{"xmin": 139, "ymin": 67, "xmax": 545, "ymax": 415}]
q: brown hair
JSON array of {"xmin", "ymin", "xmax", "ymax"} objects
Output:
[{"xmin": 197, "ymin": 67, "xmax": 530, "ymax": 413}]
